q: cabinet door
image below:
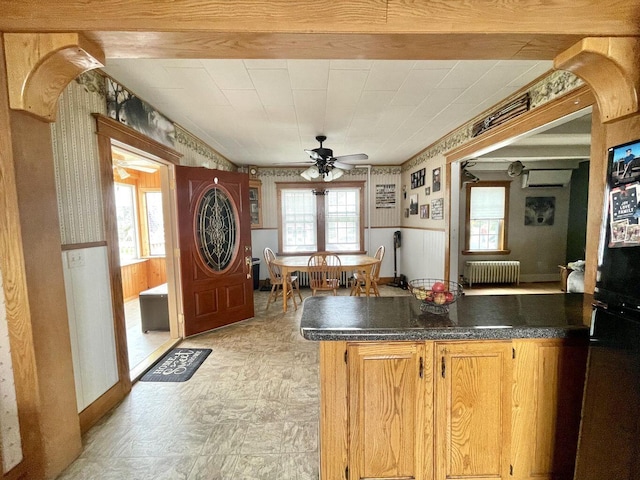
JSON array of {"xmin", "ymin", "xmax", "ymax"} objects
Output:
[
  {"xmin": 435, "ymin": 341, "xmax": 512, "ymax": 480},
  {"xmin": 512, "ymin": 339, "xmax": 587, "ymax": 480},
  {"xmin": 348, "ymin": 342, "xmax": 432, "ymax": 480}
]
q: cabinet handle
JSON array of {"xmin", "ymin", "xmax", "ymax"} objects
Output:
[
  {"xmin": 419, "ymin": 357, "xmax": 424, "ymax": 378},
  {"xmin": 441, "ymin": 356, "xmax": 446, "ymax": 378}
]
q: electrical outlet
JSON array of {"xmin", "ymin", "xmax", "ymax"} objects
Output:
[{"xmin": 67, "ymin": 250, "xmax": 85, "ymax": 268}]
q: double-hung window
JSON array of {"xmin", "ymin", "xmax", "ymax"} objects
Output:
[
  {"xmin": 278, "ymin": 182, "xmax": 364, "ymax": 254},
  {"xmin": 464, "ymin": 181, "xmax": 510, "ymax": 253},
  {"xmin": 114, "ymin": 182, "xmax": 139, "ymax": 262}
]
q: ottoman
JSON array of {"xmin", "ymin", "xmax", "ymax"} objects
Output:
[{"xmin": 139, "ymin": 283, "xmax": 169, "ymax": 333}]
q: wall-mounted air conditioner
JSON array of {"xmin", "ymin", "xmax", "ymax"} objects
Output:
[{"xmin": 521, "ymin": 170, "xmax": 572, "ymax": 188}]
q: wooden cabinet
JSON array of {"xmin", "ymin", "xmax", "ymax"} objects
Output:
[
  {"xmin": 319, "ymin": 338, "xmax": 587, "ymax": 480},
  {"xmin": 249, "ymin": 179, "xmax": 262, "ymax": 228},
  {"xmin": 435, "ymin": 341, "xmax": 512, "ymax": 480},
  {"xmin": 348, "ymin": 342, "xmax": 433, "ymax": 480},
  {"xmin": 511, "ymin": 339, "xmax": 588, "ymax": 480}
]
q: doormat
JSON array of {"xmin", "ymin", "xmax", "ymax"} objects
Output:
[{"xmin": 140, "ymin": 348, "xmax": 212, "ymax": 382}]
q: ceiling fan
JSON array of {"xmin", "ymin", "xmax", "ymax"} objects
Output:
[
  {"xmin": 301, "ymin": 135, "xmax": 368, "ymax": 181},
  {"xmin": 507, "ymin": 160, "xmax": 525, "ymax": 177}
]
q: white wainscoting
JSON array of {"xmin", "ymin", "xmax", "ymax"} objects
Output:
[
  {"xmin": 399, "ymin": 228, "xmax": 446, "ymax": 283},
  {"xmin": 0, "ymin": 269, "xmax": 23, "ymax": 473},
  {"xmin": 62, "ymin": 246, "xmax": 118, "ymax": 412}
]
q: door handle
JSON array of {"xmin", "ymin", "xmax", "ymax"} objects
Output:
[{"xmin": 245, "ymin": 256, "xmax": 253, "ymax": 278}]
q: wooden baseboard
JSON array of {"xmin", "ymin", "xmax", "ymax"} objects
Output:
[{"xmin": 78, "ymin": 381, "xmax": 128, "ymax": 434}]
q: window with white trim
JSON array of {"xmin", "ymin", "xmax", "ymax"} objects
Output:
[
  {"xmin": 465, "ymin": 182, "xmax": 510, "ymax": 253},
  {"xmin": 278, "ymin": 182, "xmax": 364, "ymax": 254}
]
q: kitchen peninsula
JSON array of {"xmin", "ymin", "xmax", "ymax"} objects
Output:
[{"xmin": 301, "ymin": 294, "xmax": 590, "ymax": 480}]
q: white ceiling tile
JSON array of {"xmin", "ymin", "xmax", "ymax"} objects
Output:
[
  {"xmin": 163, "ymin": 67, "xmax": 229, "ymax": 106},
  {"xmin": 288, "ymin": 60, "xmax": 330, "ymax": 90},
  {"xmin": 413, "ymin": 89, "xmax": 465, "ymax": 117},
  {"xmin": 390, "ymin": 69, "xmax": 449, "ymax": 106},
  {"xmin": 248, "ymin": 69, "xmax": 293, "ymax": 106},
  {"xmin": 201, "ymin": 60, "xmax": 254, "ymax": 90},
  {"xmin": 293, "ymin": 90, "xmax": 327, "ymax": 132},
  {"xmin": 439, "ymin": 60, "xmax": 500, "ymax": 89},
  {"xmin": 413, "ymin": 60, "xmax": 459, "ymax": 70},
  {"xmin": 223, "ymin": 90, "xmax": 266, "ymax": 115},
  {"xmin": 265, "ymin": 105, "xmax": 298, "ymax": 127},
  {"xmin": 244, "ymin": 59, "xmax": 288, "ymax": 69},
  {"xmin": 99, "ymin": 58, "xmax": 566, "ymax": 167},
  {"xmin": 330, "ymin": 60, "xmax": 373, "ymax": 70},
  {"xmin": 355, "ymin": 91, "xmax": 395, "ymax": 116},
  {"xmin": 364, "ymin": 61, "xmax": 414, "ymax": 91}
]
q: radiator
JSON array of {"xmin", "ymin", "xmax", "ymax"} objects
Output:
[
  {"xmin": 465, "ymin": 261, "xmax": 520, "ymax": 287},
  {"xmin": 296, "ymin": 270, "xmax": 352, "ymax": 288}
]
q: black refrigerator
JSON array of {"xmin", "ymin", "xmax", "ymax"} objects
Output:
[{"xmin": 574, "ymin": 139, "xmax": 640, "ymax": 480}]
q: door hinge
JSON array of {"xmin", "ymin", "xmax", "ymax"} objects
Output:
[
  {"xmin": 512, "ymin": 347, "xmax": 516, "ymax": 359},
  {"xmin": 510, "ymin": 464, "xmax": 513, "ymax": 476},
  {"xmin": 344, "ymin": 349, "xmax": 348, "ymax": 364},
  {"xmin": 419, "ymin": 356, "xmax": 424, "ymax": 378},
  {"xmin": 345, "ymin": 465, "xmax": 349, "ymax": 480},
  {"xmin": 169, "ymin": 177, "xmax": 176, "ymax": 190},
  {"xmin": 441, "ymin": 356, "xmax": 446, "ymax": 378}
]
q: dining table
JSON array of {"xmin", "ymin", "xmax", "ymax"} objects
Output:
[{"xmin": 270, "ymin": 254, "xmax": 380, "ymax": 313}]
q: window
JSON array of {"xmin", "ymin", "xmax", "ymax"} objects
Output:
[
  {"xmin": 278, "ymin": 182, "xmax": 364, "ymax": 254},
  {"xmin": 464, "ymin": 181, "xmax": 510, "ymax": 253},
  {"xmin": 325, "ymin": 190, "xmax": 360, "ymax": 251},
  {"xmin": 142, "ymin": 191, "xmax": 165, "ymax": 256},
  {"xmin": 281, "ymin": 189, "xmax": 317, "ymax": 252},
  {"xmin": 114, "ymin": 183, "xmax": 139, "ymax": 262}
]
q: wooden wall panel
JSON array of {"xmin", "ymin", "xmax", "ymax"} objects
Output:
[
  {"xmin": 121, "ymin": 261, "xmax": 149, "ymax": 301},
  {"xmin": 146, "ymin": 257, "xmax": 167, "ymax": 289},
  {"xmin": 10, "ymin": 107, "xmax": 82, "ymax": 478}
]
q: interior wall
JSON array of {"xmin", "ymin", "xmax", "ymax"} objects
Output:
[
  {"xmin": 458, "ymin": 171, "xmax": 571, "ymax": 282},
  {"xmin": 250, "ymin": 166, "xmax": 402, "ymax": 281},
  {"xmin": 566, "ymin": 161, "xmax": 590, "ymax": 263}
]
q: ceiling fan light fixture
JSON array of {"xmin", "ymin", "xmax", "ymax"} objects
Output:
[
  {"xmin": 301, "ymin": 165, "xmax": 320, "ymax": 180},
  {"xmin": 116, "ymin": 166, "xmax": 130, "ymax": 179},
  {"xmin": 330, "ymin": 167, "xmax": 344, "ymax": 180}
]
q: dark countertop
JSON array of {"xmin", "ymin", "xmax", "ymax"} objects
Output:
[{"xmin": 300, "ymin": 294, "xmax": 591, "ymax": 341}]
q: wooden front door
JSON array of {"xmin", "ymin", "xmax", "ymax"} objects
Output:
[{"xmin": 175, "ymin": 166, "xmax": 254, "ymax": 336}]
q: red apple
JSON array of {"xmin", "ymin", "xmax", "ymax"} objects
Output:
[
  {"xmin": 433, "ymin": 292, "xmax": 447, "ymax": 305},
  {"xmin": 444, "ymin": 292, "xmax": 454, "ymax": 302},
  {"xmin": 432, "ymin": 281, "xmax": 446, "ymax": 292}
]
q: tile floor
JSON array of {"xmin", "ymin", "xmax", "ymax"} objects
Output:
[
  {"xmin": 58, "ymin": 285, "xmax": 411, "ymax": 480},
  {"xmin": 58, "ymin": 281, "xmax": 559, "ymax": 479}
]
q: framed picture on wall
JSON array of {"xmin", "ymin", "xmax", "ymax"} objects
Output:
[
  {"xmin": 432, "ymin": 167, "xmax": 441, "ymax": 192},
  {"xmin": 420, "ymin": 204, "xmax": 429, "ymax": 219},
  {"xmin": 524, "ymin": 196, "xmax": 555, "ymax": 226},
  {"xmin": 411, "ymin": 168, "xmax": 426, "ymax": 189},
  {"xmin": 409, "ymin": 194, "xmax": 419, "ymax": 215}
]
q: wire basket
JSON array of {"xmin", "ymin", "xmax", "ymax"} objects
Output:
[{"xmin": 408, "ymin": 279, "xmax": 464, "ymax": 314}]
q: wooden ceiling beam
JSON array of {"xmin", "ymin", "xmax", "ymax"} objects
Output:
[
  {"xmin": 0, "ymin": 0, "xmax": 637, "ymax": 36},
  {"xmin": 84, "ymin": 32, "xmax": 583, "ymax": 60}
]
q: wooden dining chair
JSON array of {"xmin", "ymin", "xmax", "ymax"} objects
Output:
[
  {"xmin": 350, "ymin": 245, "xmax": 385, "ymax": 297},
  {"xmin": 264, "ymin": 247, "xmax": 302, "ymax": 310},
  {"xmin": 308, "ymin": 252, "xmax": 342, "ymax": 296}
]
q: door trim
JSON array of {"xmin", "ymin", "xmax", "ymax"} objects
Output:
[{"xmin": 87, "ymin": 114, "xmax": 183, "ymax": 431}]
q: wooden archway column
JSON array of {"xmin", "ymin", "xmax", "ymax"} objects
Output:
[
  {"xmin": 3, "ymin": 33, "xmax": 104, "ymax": 122},
  {"xmin": 555, "ymin": 37, "xmax": 640, "ymax": 123}
]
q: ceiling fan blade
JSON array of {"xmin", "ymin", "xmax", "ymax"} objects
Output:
[
  {"xmin": 305, "ymin": 149, "xmax": 323, "ymax": 161},
  {"xmin": 332, "ymin": 160, "xmax": 355, "ymax": 170},
  {"xmin": 334, "ymin": 153, "xmax": 368, "ymax": 163}
]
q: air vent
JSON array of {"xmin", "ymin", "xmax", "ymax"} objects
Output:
[{"xmin": 522, "ymin": 170, "xmax": 572, "ymax": 188}]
